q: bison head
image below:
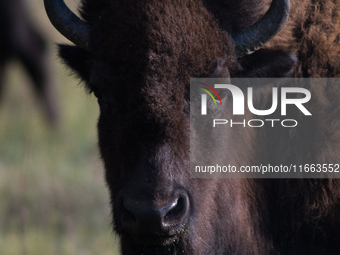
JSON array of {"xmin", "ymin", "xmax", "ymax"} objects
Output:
[{"xmin": 45, "ymin": 0, "xmax": 296, "ymax": 254}]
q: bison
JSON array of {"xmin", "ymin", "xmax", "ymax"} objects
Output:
[
  {"xmin": 0, "ymin": 0, "xmax": 57, "ymax": 125},
  {"xmin": 44, "ymin": 0, "xmax": 340, "ymax": 254}
]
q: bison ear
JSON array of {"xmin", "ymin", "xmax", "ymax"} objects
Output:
[
  {"xmin": 58, "ymin": 45, "xmax": 92, "ymax": 81},
  {"xmin": 237, "ymin": 49, "xmax": 296, "ymax": 78}
]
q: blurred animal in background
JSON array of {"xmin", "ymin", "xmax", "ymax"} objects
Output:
[{"xmin": 0, "ymin": 0, "xmax": 58, "ymax": 126}]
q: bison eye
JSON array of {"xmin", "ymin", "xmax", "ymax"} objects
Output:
[
  {"xmin": 90, "ymin": 88, "xmax": 118, "ymax": 113},
  {"xmin": 91, "ymin": 89, "xmax": 107, "ymax": 110},
  {"xmin": 91, "ymin": 89, "xmax": 103, "ymax": 100}
]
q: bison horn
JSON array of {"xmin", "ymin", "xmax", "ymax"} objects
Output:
[
  {"xmin": 234, "ymin": 0, "xmax": 290, "ymax": 57},
  {"xmin": 44, "ymin": 0, "xmax": 90, "ymax": 51}
]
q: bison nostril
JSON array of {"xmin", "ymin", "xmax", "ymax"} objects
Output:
[
  {"xmin": 121, "ymin": 191, "xmax": 190, "ymax": 236},
  {"xmin": 165, "ymin": 197, "xmax": 185, "ymax": 220}
]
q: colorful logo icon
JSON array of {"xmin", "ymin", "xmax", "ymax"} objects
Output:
[{"xmin": 197, "ymin": 82, "xmax": 222, "ymax": 106}]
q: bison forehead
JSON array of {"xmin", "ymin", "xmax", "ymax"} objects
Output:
[
  {"xmin": 85, "ymin": 0, "xmax": 238, "ymax": 125},
  {"xmin": 88, "ymin": 0, "xmax": 236, "ymax": 75}
]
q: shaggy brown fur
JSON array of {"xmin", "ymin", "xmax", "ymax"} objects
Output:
[
  {"xmin": 266, "ymin": 1, "xmax": 340, "ymax": 243},
  {"xmin": 267, "ymin": 0, "xmax": 340, "ymax": 78},
  {"xmin": 57, "ymin": 0, "xmax": 340, "ymax": 254}
]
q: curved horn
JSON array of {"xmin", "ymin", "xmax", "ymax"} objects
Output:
[
  {"xmin": 234, "ymin": 0, "xmax": 290, "ymax": 57},
  {"xmin": 44, "ymin": 0, "xmax": 90, "ymax": 51}
]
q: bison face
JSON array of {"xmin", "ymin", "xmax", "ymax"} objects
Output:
[{"xmin": 47, "ymin": 0, "xmax": 296, "ymax": 254}]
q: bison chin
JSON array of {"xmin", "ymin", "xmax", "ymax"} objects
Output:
[{"xmin": 120, "ymin": 234, "xmax": 192, "ymax": 255}]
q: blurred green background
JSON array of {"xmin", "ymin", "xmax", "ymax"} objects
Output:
[{"xmin": 0, "ymin": 0, "xmax": 120, "ymax": 254}]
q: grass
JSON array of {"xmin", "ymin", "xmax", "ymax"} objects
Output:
[{"xmin": 0, "ymin": 0, "xmax": 121, "ymax": 254}]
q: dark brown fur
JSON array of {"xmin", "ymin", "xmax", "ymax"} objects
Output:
[{"xmin": 58, "ymin": 0, "xmax": 340, "ymax": 254}]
